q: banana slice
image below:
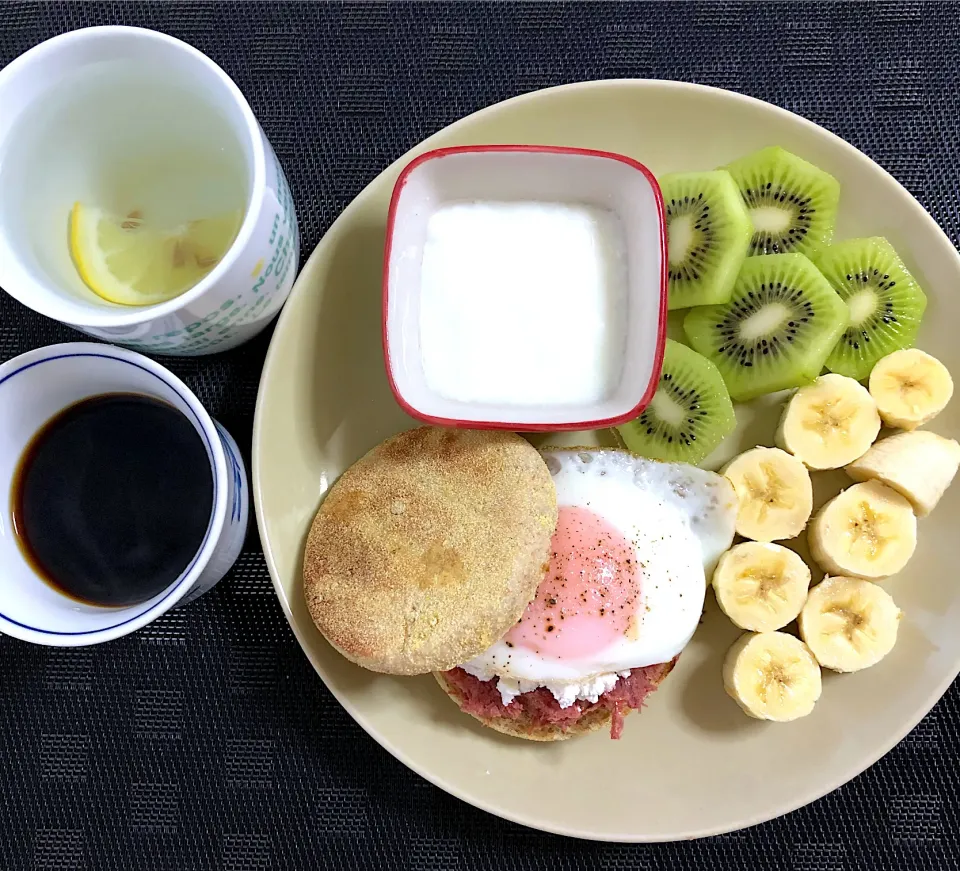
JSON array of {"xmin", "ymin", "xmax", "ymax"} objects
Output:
[
  {"xmin": 799, "ymin": 576, "xmax": 902, "ymax": 672},
  {"xmin": 846, "ymin": 430, "xmax": 960, "ymax": 517},
  {"xmin": 869, "ymin": 348, "xmax": 953, "ymax": 430},
  {"xmin": 722, "ymin": 447, "xmax": 813, "ymax": 542},
  {"xmin": 776, "ymin": 374, "xmax": 881, "ymax": 470},
  {"xmin": 808, "ymin": 481, "xmax": 917, "ymax": 579},
  {"xmin": 722, "ymin": 631, "xmax": 822, "ymax": 722},
  {"xmin": 712, "ymin": 542, "xmax": 811, "ymax": 631}
]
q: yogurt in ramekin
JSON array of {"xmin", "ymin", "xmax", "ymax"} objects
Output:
[{"xmin": 383, "ymin": 145, "xmax": 667, "ymax": 432}]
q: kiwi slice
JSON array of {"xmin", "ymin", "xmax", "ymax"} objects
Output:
[
  {"xmin": 723, "ymin": 146, "xmax": 840, "ymax": 257},
  {"xmin": 617, "ymin": 339, "xmax": 736, "ymax": 465},
  {"xmin": 815, "ymin": 237, "xmax": 927, "ymax": 381},
  {"xmin": 660, "ymin": 171, "xmax": 752, "ymax": 310},
  {"xmin": 683, "ymin": 253, "xmax": 849, "ymax": 401}
]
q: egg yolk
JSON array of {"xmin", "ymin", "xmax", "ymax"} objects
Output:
[{"xmin": 504, "ymin": 505, "xmax": 641, "ymax": 660}]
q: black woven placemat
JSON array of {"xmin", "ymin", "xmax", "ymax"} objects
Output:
[{"xmin": 2, "ymin": 2, "xmax": 959, "ymax": 868}]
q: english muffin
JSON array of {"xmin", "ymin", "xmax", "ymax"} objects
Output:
[{"xmin": 303, "ymin": 427, "xmax": 557, "ymax": 675}]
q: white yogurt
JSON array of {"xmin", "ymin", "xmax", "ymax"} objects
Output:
[{"xmin": 418, "ymin": 201, "xmax": 628, "ymax": 406}]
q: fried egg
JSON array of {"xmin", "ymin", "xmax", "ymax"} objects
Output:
[{"xmin": 460, "ymin": 448, "xmax": 737, "ymax": 706}]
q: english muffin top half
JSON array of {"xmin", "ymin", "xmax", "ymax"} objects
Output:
[{"xmin": 303, "ymin": 427, "xmax": 558, "ymax": 674}]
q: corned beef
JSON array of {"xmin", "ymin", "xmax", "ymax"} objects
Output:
[{"xmin": 442, "ymin": 658, "xmax": 677, "ymax": 739}]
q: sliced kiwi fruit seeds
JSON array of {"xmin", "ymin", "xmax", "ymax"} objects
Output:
[
  {"xmin": 617, "ymin": 339, "xmax": 736, "ymax": 465},
  {"xmin": 724, "ymin": 146, "xmax": 841, "ymax": 258},
  {"xmin": 814, "ymin": 237, "xmax": 927, "ymax": 381},
  {"xmin": 683, "ymin": 253, "xmax": 849, "ymax": 401},
  {"xmin": 659, "ymin": 171, "xmax": 752, "ymax": 310}
]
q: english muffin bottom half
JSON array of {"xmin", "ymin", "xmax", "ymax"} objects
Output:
[{"xmin": 303, "ymin": 427, "xmax": 558, "ymax": 675}]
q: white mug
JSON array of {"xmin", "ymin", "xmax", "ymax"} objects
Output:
[
  {"xmin": 0, "ymin": 26, "xmax": 299, "ymax": 356},
  {"xmin": 0, "ymin": 343, "xmax": 249, "ymax": 646}
]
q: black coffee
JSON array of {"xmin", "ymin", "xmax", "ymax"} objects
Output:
[{"xmin": 11, "ymin": 393, "xmax": 214, "ymax": 607}]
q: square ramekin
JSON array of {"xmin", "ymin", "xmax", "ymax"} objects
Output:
[{"xmin": 382, "ymin": 145, "xmax": 667, "ymax": 431}]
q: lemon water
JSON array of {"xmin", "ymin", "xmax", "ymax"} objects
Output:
[{"xmin": 0, "ymin": 59, "xmax": 249, "ymax": 304}]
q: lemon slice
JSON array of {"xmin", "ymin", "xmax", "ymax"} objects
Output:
[{"xmin": 69, "ymin": 203, "xmax": 242, "ymax": 306}]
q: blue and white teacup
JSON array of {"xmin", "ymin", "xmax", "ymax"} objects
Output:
[{"xmin": 0, "ymin": 343, "xmax": 248, "ymax": 645}]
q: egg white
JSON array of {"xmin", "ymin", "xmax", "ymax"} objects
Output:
[{"xmin": 461, "ymin": 449, "xmax": 737, "ymax": 705}]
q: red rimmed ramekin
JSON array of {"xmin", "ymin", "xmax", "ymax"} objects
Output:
[{"xmin": 382, "ymin": 145, "xmax": 667, "ymax": 432}]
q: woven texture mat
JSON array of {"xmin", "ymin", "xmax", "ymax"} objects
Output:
[{"xmin": 1, "ymin": 2, "xmax": 959, "ymax": 868}]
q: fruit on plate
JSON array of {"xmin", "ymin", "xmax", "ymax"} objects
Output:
[
  {"xmin": 683, "ymin": 253, "xmax": 849, "ymax": 401},
  {"xmin": 868, "ymin": 348, "xmax": 953, "ymax": 430},
  {"xmin": 722, "ymin": 146, "xmax": 841, "ymax": 258},
  {"xmin": 722, "ymin": 630, "xmax": 822, "ymax": 722},
  {"xmin": 799, "ymin": 576, "xmax": 902, "ymax": 673},
  {"xmin": 617, "ymin": 339, "xmax": 736, "ymax": 465},
  {"xmin": 846, "ymin": 430, "xmax": 960, "ymax": 517},
  {"xmin": 721, "ymin": 446, "xmax": 813, "ymax": 542},
  {"xmin": 659, "ymin": 171, "xmax": 752, "ymax": 310},
  {"xmin": 815, "ymin": 238, "xmax": 928, "ymax": 381},
  {"xmin": 712, "ymin": 542, "xmax": 811, "ymax": 632},
  {"xmin": 69, "ymin": 202, "xmax": 241, "ymax": 306},
  {"xmin": 808, "ymin": 481, "xmax": 917, "ymax": 579},
  {"xmin": 775, "ymin": 373, "xmax": 881, "ymax": 470}
]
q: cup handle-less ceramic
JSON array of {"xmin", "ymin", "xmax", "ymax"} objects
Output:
[
  {"xmin": 0, "ymin": 343, "xmax": 249, "ymax": 646},
  {"xmin": 0, "ymin": 26, "xmax": 299, "ymax": 356}
]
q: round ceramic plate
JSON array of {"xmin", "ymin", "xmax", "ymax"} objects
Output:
[{"xmin": 253, "ymin": 81, "xmax": 960, "ymax": 841}]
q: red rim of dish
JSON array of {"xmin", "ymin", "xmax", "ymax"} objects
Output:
[{"xmin": 381, "ymin": 144, "xmax": 668, "ymax": 432}]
